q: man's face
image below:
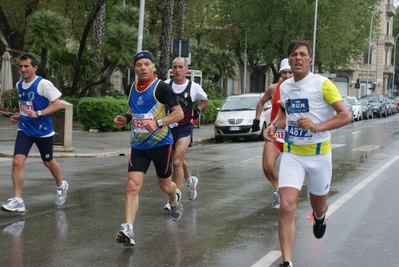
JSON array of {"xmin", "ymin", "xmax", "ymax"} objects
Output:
[
  {"xmin": 171, "ymin": 58, "xmax": 188, "ymax": 82},
  {"xmin": 134, "ymin": 58, "xmax": 154, "ymax": 81},
  {"xmin": 280, "ymin": 70, "xmax": 293, "ymax": 81},
  {"xmin": 19, "ymin": 59, "xmax": 36, "ymax": 82},
  {"xmin": 288, "ymin": 45, "xmax": 312, "ymax": 79}
]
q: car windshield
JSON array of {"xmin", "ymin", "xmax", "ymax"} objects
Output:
[
  {"xmin": 347, "ymin": 98, "xmax": 356, "ymax": 105},
  {"xmin": 366, "ymin": 96, "xmax": 379, "ymax": 102},
  {"xmin": 220, "ymin": 96, "xmax": 259, "ymax": 111}
]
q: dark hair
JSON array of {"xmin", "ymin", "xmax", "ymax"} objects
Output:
[
  {"xmin": 20, "ymin": 53, "xmax": 39, "ymax": 67},
  {"xmin": 287, "ymin": 40, "xmax": 312, "ymax": 58}
]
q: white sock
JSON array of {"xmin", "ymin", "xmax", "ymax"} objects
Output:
[
  {"xmin": 314, "ymin": 213, "xmax": 325, "ymax": 220},
  {"xmin": 186, "ymin": 176, "xmax": 193, "ymax": 185}
]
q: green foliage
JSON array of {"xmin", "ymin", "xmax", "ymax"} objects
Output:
[
  {"xmin": 1, "ymin": 88, "xmax": 19, "ymax": 108},
  {"xmin": 200, "ymin": 98, "xmax": 225, "ymax": 124},
  {"xmin": 202, "ymin": 83, "xmax": 225, "ymax": 99},
  {"xmin": 59, "ymin": 97, "xmax": 81, "ymax": 121},
  {"xmin": 76, "ymin": 97, "xmax": 130, "ymax": 132}
]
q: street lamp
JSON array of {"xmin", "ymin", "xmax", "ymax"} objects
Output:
[
  {"xmin": 311, "ymin": 0, "xmax": 318, "ymax": 73},
  {"xmin": 393, "ymin": 33, "xmax": 399, "ymax": 96},
  {"xmin": 243, "ymin": 30, "xmax": 247, "ymax": 93},
  {"xmin": 135, "ymin": 0, "xmax": 145, "ymax": 82}
]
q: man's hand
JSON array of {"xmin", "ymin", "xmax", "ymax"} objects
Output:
[
  {"xmin": 113, "ymin": 115, "xmax": 126, "ymax": 129},
  {"xmin": 10, "ymin": 114, "xmax": 20, "ymax": 124},
  {"xmin": 264, "ymin": 124, "xmax": 277, "ymax": 142},
  {"xmin": 192, "ymin": 107, "xmax": 201, "ymax": 119},
  {"xmin": 251, "ymin": 119, "xmax": 260, "ymax": 131}
]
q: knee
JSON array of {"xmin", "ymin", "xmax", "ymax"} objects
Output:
[
  {"xmin": 159, "ymin": 181, "xmax": 173, "ymax": 194},
  {"xmin": 172, "ymin": 156, "xmax": 183, "ymax": 169},
  {"xmin": 126, "ymin": 179, "xmax": 140, "ymax": 194},
  {"xmin": 279, "ymin": 200, "xmax": 296, "ymax": 219},
  {"xmin": 12, "ymin": 157, "xmax": 25, "ymax": 169}
]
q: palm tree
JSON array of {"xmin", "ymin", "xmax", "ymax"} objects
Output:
[
  {"xmin": 25, "ymin": 10, "xmax": 68, "ymax": 78},
  {"xmin": 176, "ymin": 0, "xmax": 186, "ymax": 39},
  {"xmin": 158, "ymin": 0, "xmax": 174, "ymax": 80}
]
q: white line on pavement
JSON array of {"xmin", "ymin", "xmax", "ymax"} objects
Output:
[
  {"xmin": 251, "ymin": 250, "xmax": 281, "ymax": 267},
  {"xmin": 251, "ymin": 155, "xmax": 399, "ymax": 267}
]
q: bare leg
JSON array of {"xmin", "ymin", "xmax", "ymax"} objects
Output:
[
  {"xmin": 124, "ymin": 171, "xmax": 145, "ymax": 225},
  {"xmin": 262, "ymin": 141, "xmax": 281, "ymax": 190},
  {"xmin": 278, "ymin": 187, "xmax": 300, "ymax": 263},
  {"xmin": 11, "ymin": 154, "xmax": 27, "ymax": 198},
  {"xmin": 172, "ymin": 135, "xmax": 191, "ymax": 188},
  {"xmin": 43, "ymin": 159, "xmax": 63, "ymax": 187}
]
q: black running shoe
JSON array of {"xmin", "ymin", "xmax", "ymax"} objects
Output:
[
  {"xmin": 313, "ymin": 212, "xmax": 327, "ymax": 239},
  {"xmin": 279, "ymin": 261, "xmax": 292, "ymax": 267}
]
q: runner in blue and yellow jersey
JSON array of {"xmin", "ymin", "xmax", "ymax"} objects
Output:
[
  {"xmin": 265, "ymin": 41, "xmax": 351, "ymax": 267},
  {"xmin": 113, "ymin": 51, "xmax": 184, "ymax": 246}
]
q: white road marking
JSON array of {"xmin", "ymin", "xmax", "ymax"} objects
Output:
[
  {"xmin": 251, "ymin": 250, "xmax": 281, "ymax": 267},
  {"xmin": 327, "ymin": 155, "xmax": 399, "ymax": 217},
  {"xmin": 251, "ymin": 155, "xmax": 399, "ymax": 267}
]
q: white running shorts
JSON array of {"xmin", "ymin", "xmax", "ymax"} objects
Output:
[{"xmin": 278, "ymin": 152, "xmax": 332, "ymax": 196}]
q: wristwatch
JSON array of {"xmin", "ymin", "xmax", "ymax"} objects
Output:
[
  {"xmin": 37, "ymin": 110, "xmax": 43, "ymax": 117},
  {"xmin": 156, "ymin": 119, "xmax": 163, "ymax": 128}
]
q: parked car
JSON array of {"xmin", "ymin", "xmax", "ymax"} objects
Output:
[
  {"xmin": 362, "ymin": 94, "xmax": 387, "ymax": 118},
  {"xmin": 359, "ymin": 98, "xmax": 373, "ymax": 120},
  {"xmin": 345, "ymin": 96, "xmax": 362, "ymax": 121},
  {"xmin": 342, "ymin": 96, "xmax": 354, "ymax": 123},
  {"xmin": 214, "ymin": 93, "xmax": 271, "ymax": 143},
  {"xmin": 388, "ymin": 97, "xmax": 397, "ymax": 115}
]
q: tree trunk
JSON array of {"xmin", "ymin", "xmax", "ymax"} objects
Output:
[
  {"xmin": 71, "ymin": 0, "xmax": 106, "ymax": 96},
  {"xmin": 176, "ymin": 0, "xmax": 186, "ymax": 39},
  {"xmin": 158, "ymin": 0, "xmax": 174, "ymax": 80}
]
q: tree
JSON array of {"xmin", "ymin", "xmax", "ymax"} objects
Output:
[
  {"xmin": 24, "ymin": 10, "xmax": 68, "ymax": 78},
  {"xmin": 158, "ymin": 0, "xmax": 174, "ymax": 80}
]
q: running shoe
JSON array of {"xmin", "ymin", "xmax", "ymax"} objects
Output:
[
  {"xmin": 279, "ymin": 261, "xmax": 292, "ymax": 267},
  {"xmin": 55, "ymin": 181, "xmax": 69, "ymax": 206},
  {"xmin": 272, "ymin": 191, "xmax": 280, "ymax": 209},
  {"xmin": 1, "ymin": 197, "xmax": 26, "ymax": 212},
  {"xmin": 116, "ymin": 223, "xmax": 135, "ymax": 246},
  {"xmin": 187, "ymin": 176, "xmax": 198, "ymax": 200},
  {"xmin": 170, "ymin": 189, "xmax": 183, "ymax": 221},
  {"xmin": 313, "ymin": 212, "xmax": 327, "ymax": 239},
  {"xmin": 163, "ymin": 188, "xmax": 181, "ymax": 211}
]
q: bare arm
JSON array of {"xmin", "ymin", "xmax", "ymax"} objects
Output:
[
  {"xmin": 197, "ymin": 99, "xmax": 209, "ymax": 111},
  {"xmin": 297, "ymin": 100, "xmax": 351, "ymax": 132},
  {"xmin": 264, "ymin": 108, "xmax": 286, "ymax": 141},
  {"xmin": 255, "ymin": 84, "xmax": 276, "ymax": 120},
  {"xmin": 25, "ymin": 98, "xmax": 62, "ymax": 118}
]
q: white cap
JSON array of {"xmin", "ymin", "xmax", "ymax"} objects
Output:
[{"xmin": 279, "ymin": 58, "xmax": 291, "ymax": 72}]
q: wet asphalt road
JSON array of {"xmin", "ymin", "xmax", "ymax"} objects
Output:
[{"xmin": 1, "ymin": 115, "xmax": 399, "ymax": 267}]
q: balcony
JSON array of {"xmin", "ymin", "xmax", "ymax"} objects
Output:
[
  {"xmin": 386, "ymin": 4, "xmax": 396, "ymax": 17},
  {"xmin": 384, "ymin": 35, "xmax": 395, "ymax": 46},
  {"xmin": 383, "ymin": 65, "xmax": 394, "ymax": 74}
]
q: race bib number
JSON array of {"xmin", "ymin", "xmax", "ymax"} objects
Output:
[
  {"xmin": 274, "ymin": 128, "xmax": 285, "ymax": 143},
  {"xmin": 19, "ymin": 101, "xmax": 34, "ymax": 116},
  {"xmin": 287, "ymin": 121, "xmax": 312, "ymax": 138},
  {"xmin": 132, "ymin": 113, "xmax": 153, "ymax": 133}
]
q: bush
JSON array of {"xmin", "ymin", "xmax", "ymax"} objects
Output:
[
  {"xmin": 200, "ymin": 98, "xmax": 224, "ymax": 124},
  {"xmin": 59, "ymin": 97, "xmax": 81, "ymax": 120},
  {"xmin": 1, "ymin": 88, "xmax": 19, "ymax": 108},
  {"xmin": 76, "ymin": 97, "xmax": 130, "ymax": 132}
]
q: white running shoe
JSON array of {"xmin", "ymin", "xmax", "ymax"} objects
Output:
[
  {"xmin": 1, "ymin": 197, "xmax": 26, "ymax": 212},
  {"xmin": 272, "ymin": 191, "xmax": 280, "ymax": 209},
  {"xmin": 187, "ymin": 176, "xmax": 198, "ymax": 200},
  {"xmin": 116, "ymin": 223, "xmax": 135, "ymax": 246},
  {"xmin": 55, "ymin": 181, "xmax": 69, "ymax": 206}
]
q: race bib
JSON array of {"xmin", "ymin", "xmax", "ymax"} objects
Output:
[
  {"xmin": 274, "ymin": 128, "xmax": 285, "ymax": 143},
  {"xmin": 132, "ymin": 113, "xmax": 153, "ymax": 133},
  {"xmin": 19, "ymin": 101, "xmax": 34, "ymax": 116},
  {"xmin": 288, "ymin": 98, "xmax": 309, "ymax": 113},
  {"xmin": 287, "ymin": 120, "xmax": 313, "ymax": 139}
]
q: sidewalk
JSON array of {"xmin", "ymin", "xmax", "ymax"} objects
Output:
[{"xmin": 0, "ymin": 115, "xmax": 215, "ymax": 158}]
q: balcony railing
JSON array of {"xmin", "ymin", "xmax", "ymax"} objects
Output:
[
  {"xmin": 386, "ymin": 4, "xmax": 396, "ymax": 17},
  {"xmin": 383, "ymin": 65, "xmax": 394, "ymax": 73},
  {"xmin": 385, "ymin": 35, "xmax": 395, "ymax": 46}
]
